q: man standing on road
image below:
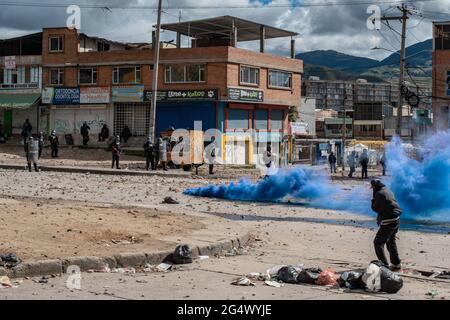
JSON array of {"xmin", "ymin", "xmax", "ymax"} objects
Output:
[
  {"xmin": 21, "ymin": 119, "xmax": 32, "ymax": 144},
  {"xmin": 25, "ymin": 136, "xmax": 40, "ymax": 172},
  {"xmin": 328, "ymin": 151, "xmax": 337, "ymax": 174},
  {"xmin": 143, "ymin": 136, "xmax": 155, "ymax": 171},
  {"xmin": 37, "ymin": 132, "xmax": 44, "ymax": 159},
  {"xmin": 347, "ymin": 151, "xmax": 356, "ymax": 178},
  {"xmin": 208, "ymin": 136, "xmax": 217, "ymax": 175},
  {"xmin": 371, "ymin": 179, "xmax": 402, "ymax": 271},
  {"xmin": 111, "ymin": 140, "xmax": 121, "ymax": 169},
  {"xmin": 360, "ymin": 149, "xmax": 369, "ymax": 179},
  {"xmin": 380, "ymin": 151, "xmax": 387, "ymax": 176},
  {"xmin": 49, "ymin": 130, "xmax": 59, "ymax": 158},
  {"xmin": 155, "ymin": 137, "xmax": 168, "ymax": 171},
  {"xmin": 80, "ymin": 122, "xmax": 90, "ymax": 146}
]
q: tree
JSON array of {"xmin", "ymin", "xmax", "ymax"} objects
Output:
[{"xmin": 288, "ymin": 105, "xmax": 298, "ymax": 122}]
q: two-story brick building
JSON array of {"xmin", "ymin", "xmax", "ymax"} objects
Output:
[
  {"xmin": 432, "ymin": 21, "xmax": 450, "ymax": 130},
  {"xmin": 37, "ymin": 16, "xmax": 302, "ymax": 165}
]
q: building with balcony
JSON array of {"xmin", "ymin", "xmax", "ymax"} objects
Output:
[
  {"xmin": 5, "ymin": 16, "xmax": 302, "ymax": 165},
  {"xmin": 0, "ymin": 32, "xmax": 43, "ymax": 137},
  {"xmin": 432, "ymin": 21, "xmax": 450, "ymax": 130}
]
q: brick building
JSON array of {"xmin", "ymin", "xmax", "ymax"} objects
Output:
[
  {"xmin": 432, "ymin": 21, "xmax": 450, "ymax": 130},
  {"xmin": 36, "ymin": 16, "xmax": 302, "ymax": 165}
]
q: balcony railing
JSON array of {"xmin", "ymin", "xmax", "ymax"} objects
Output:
[{"xmin": 0, "ymin": 83, "xmax": 39, "ymax": 89}]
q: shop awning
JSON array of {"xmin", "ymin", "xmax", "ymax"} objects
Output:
[{"xmin": 0, "ymin": 94, "xmax": 41, "ymax": 109}]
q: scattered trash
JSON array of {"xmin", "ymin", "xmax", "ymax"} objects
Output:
[
  {"xmin": 264, "ymin": 280, "xmax": 284, "ymax": 288},
  {"xmin": 362, "ymin": 261, "xmax": 403, "ymax": 293},
  {"xmin": 277, "ymin": 266, "xmax": 301, "ymax": 284},
  {"xmin": 172, "ymin": 244, "xmax": 193, "ymax": 264},
  {"xmin": 339, "ymin": 271, "xmax": 364, "ymax": 289},
  {"xmin": 0, "ymin": 276, "xmax": 12, "ymax": 289},
  {"xmin": 156, "ymin": 263, "xmax": 173, "ymax": 272},
  {"xmin": 225, "ymin": 247, "xmax": 241, "ymax": 257},
  {"xmin": 0, "ymin": 253, "xmax": 22, "ymax": 268},
  {"xmin": 162, "ymin": 197, "xmax": 179, "ymax": 204},
  {"xmin": 111, "ymin": 267, "xmax": 136, "ymax": 274},
  {"xmin": 266, "ymin": 265, "xmax": 287, "ymax": 280},
  {"xmin": 426, "ymin": 290, "xmax": 438, "ymax": 299},
  {"xmin": 231, "ymin": 277, "xmax": 255, "ymax": 286},
  {"xmin": 111, "ymin": 236, "xmax": 138, "ymax": 245},
  {"xmin": 198, "ymin": 255, "xmax": 209, "ymax": 260},
  {"xmin": 298, "ymin": 267, "xmax": 323, "ymax": 284},
  {"xmin": 247, "ymin": 272, "xmax": 269, "ymax": 281},
  {"xmin": 38, "ymin": 276, "xmax": 49, "ymax": 284},
  {"xmin": 436, "ymin": 271, "xmax": 450, "ymax": 280},
  {"xmin": 317, "ymin": 269, "xmax": 339, "ymax": 286}
]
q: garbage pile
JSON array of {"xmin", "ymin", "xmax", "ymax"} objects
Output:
[
  {"xmin": 232, "ymin": 260, "xmax": 403, "ymax": 294},
  {"xmin": 0, "ymin": 253, "xmax": 22, "ymax": 268}
]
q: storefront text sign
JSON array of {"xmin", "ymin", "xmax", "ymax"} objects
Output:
[
  {"xmin": 112, "ymin": 85, "xmax": 144, "ymax": 102},
  {"xmin": 291, "ymin": 122, "xmax": 309, "ymax": 135},
  {"xmin": 80, "ymin": 87, "xmax": 110, "ymax": 104},
  {"xmin": 53, "ymin": 87, "xmax": 80, "ymax": 105},
  {"xmin": 144, "ymin": 89, "xmax": 218, "ymax": 101},
  {"xmin": 227, "ymin": 88, "xmax": 263, "ymax": 102}
]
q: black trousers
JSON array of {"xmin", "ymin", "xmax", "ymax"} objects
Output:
[
  {"xmin": 361, "ymin": 165, "xmax": 368, "ymax": 179},
  {"xmin": 51, "ymin": 145, "xmax": 58, "ymax": 158},
  {"xmin": 374, "ymin": 222, "xmax": 401, "ymax": 266},
  {"xmin": 209, "ymin": 164, "xmax": 214, "ymax": 174},
  {"xmin": 348, "ymin": 165, "xmax": 355, "ymax": 177},
  {"xmin": 112, "ymin": 154, "xmax": 120, "ymax": 169},
  {"xmin": 382, "ymin": 164, "xmax": 386, "ymax": 176},
  {"xmin": 82, "ymin": 135, "xmax": 89, "ymax": 146},
  {"xmin": 38, "ymin": 147, "xmax": 42, "ymax": 159},
  {"xmin": 146, "ymin": 155, "xmax": 155, "ymax": 170}
]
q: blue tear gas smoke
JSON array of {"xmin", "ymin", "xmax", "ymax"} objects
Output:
[
  {"xmin": 385, "ymin": 132, "xmax": 450, "ymax": 222},
  {"xmin": 184, "ymin": 131, "xmax": 450, "ymax": 224}
]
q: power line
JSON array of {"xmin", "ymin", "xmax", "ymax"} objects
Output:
[{"xmin": 0, "ymin": 0, "xmax": 439, "ymax": 10}]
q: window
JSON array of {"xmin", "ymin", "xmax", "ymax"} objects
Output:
[
  {"xmin": 97, "ymin": 41, "xmax": 110, "ymax": 52},
  {"xmin": 240, "ymin": 66, "xmax": 259, "ymax": 86},
  {"xmin": 49, "ymin": 36, "xmax": 64, "ymax": 52},
  {"xmin": 79, "ymin": 68, "xmax": 97, "ymax": 84},
  {"xmin": 269, "ymin": 70, "xmax": 292, "ymax": 89},
  {"xmin": 255, "ymin": 109, "xmax": 268, "ymax": 130},
  {"xmin": 228, "ymin": 109, "xmax": 249, "ymax": 130},
  {"xmin": 165, "ymin": 64, "xmax": 205, "ymax": 83},
  {"xmin": 113, "ymin": 66, "xmax": 141, "ymax": 84},
  {"xmin": 30, "ymin": 67, "xmax": 40, "ymax": 83},
  {"xmin": 50, "ymin": 68, "xmax": 64, "ymax": 85},
  {"xmin": 271, "ymin": 109, "xmax": 283, "ymax": 130},
  {"xmin": 0, "ymin": 69, "xmax": 3, "ymax": 84}
]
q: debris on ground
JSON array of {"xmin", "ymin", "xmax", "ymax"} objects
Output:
[
  {"xmin": 264, "ymin": 280, "xmax": 284, "ymax": 288},
  {"xmin": 316, "ymin": 269, "xmax": 339, "ymax": 286},
  {"xmin": 111, "ymin": 267, "xmax": 136, "ymax": 274},
  {"xmin": 198, "ymin": 255, "xmax": 209, "ymax": 260},
  {"xmin": 266, "ymin": 265, "xmax": 287, "ymax": 280},
  {"xmin": 277, "ymin": 266, "xmax": 301, "ymax": 284},
  {"xmin": 162, "ymin": 197, "xmax": 179, "ymax": 204},
  {"xmin": 231, "ymin": 277, "xmax": 256, "ymax": 286},
  {"xmin": 0, "ymin": 276, "xmax": 12, "ymax": 289},
  {"xmin": 362, "ymin": 261, "xmax": 403, "ymax": 293},
  {"xmin": 338, "ymin": 271, "xmax": 364, "ymax": 289},
  {"xmin": 157, "ymin": 263, "xmax": 173, "ymax": 272},
  {"xmin": 224, "ymin": 247, "xmax": 243, "ymax": 257},
  {"xmin": 436, "ymin": 271, "xmax": 450, "ymax": 280},
  {"xmin": 246, "ymin": 272, "xmax": 269, "ymax": 281},
  {"xmin": 426, "ymin": 290, "xmax": 438, "ymax": 299},
  {"xmin": 297, "ymin": 267, "xmax": 323, "ymax": 284},
  {"xmin": 0, "ymin": 253, "xmax": 22, "ymax": 268},
  {"xmin": 110, "ymin": 236, "xmax": 139, "ymax": 245},
  {"xmin": 172, "ymin": 244, "xmax": 193, "ymax": 264}
]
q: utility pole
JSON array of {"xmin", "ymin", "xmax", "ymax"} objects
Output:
[
  {"xmin": 380, "ymin": 4, "xmax": 410, "ymax": 136},
  {"xmin": 149, "ymin": 0, "xmax": 163, "ymax": 142},
  {"xmin": 341, "ymin": 92, "xmax": 347, "ymax": 172}
]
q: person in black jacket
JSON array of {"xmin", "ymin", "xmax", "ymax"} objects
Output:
[
  {"xmin": 371, "ymin": 180, "xmax": 402, "ymax": 271},
  {"xmin": 360, "ymin": 149, "xmax": 369, "ymax": 179},
  {"xmin": 37, "ymin": 132, "xmax": 44, "ymax": 159},
  {"xmin": 143, "ymin": 136, "xmax": 155, "ymax": 171},
  {"xmin": 98, "ymin": 124, "xmax": 109, "ymax": 142},
  {"xmin": 328, "ymin": 152, "xmax": 337, "ymax": 174},
  {"xmin": 121, "ymin": 125, "xmax": 132, "ymax": 143},
  {"xmin": 111, "ymin": 140, "xmax": 121, "ymax": 169},
  {"xmin": 49, "ymin": 130, "xmax": 59, "ymax": 158},
  {"xmin": 80, "ymin": 122, "xmax": 90, "ymax": 146}
]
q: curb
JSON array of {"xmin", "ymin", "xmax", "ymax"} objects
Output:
[
  {"xmin": 0, "ymin": 164, "xmax": 192, "ymax": 178},
  {"xmin": 4, "ymin": 232, "xmax": 253, "ymax": 279}
]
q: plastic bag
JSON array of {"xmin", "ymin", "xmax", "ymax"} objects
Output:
[
  {"xmin": 339, "ymin": 271, "xmax": 364, "ymax": 289},
  {"xmin": 297, "ymin": 267, "xmax": 322, "ymax": 284},
  {"xmin": 379, "ymin": 266, "xmax": 403, "ymax": 293},
  {"xmin": 317, "ymin": 269, "xmax": 338, "ymax": 286},
  {"xmin": 172, "ymin": 244, "xmax": 193, "ymax": 264},
  {"xmin": 277, "ymin": 266, "xmax": 300, "ymax": 284},
  {"xmin": 361, "ymin": 263, "xmax": 382, "ymax": 292},
  {"xmin": 362, "ymin": 261, "xmax": 403, "ymax": 293}
]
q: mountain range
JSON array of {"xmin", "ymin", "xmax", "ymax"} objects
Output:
[{"xmin": 297, "ymin": 39, "xmax": 432, "ymax": 83}]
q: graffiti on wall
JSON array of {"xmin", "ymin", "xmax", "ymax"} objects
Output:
[
  {"xmin": 54, "ymin": 119, "xmax": 71, "ymax": 133},
  {"xmin": 76, "ymin": 114, "xmax": 106, "ymax": 133}
]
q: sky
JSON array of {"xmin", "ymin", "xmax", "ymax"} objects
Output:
[{"xmin": 0, "ymin": 0, "xmax": 449, "ymax": 60}]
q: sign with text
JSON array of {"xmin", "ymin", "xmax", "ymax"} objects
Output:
[
  {"xmin": 290, "ymin": 122, "xmax": 308, "ymax": 135},
  {"xmin": 4, "ymin": 56, "xmax": 16, "ymax": 70},
  {"xmin": 227, "ymin": 88, "xmax": 263, "ymax": 102},
  {"xmin": 53, "ymin": 87, "xmax": 80, "ymax": 105},
  {"xmin": 112, "ymin": 85, "xmax": 144, "ymax": 102},
  {"xmin": 80, "ymin": 87, "xmax": 110, "ymax": 104},
  {"xmin": 144, "ymin": 89, "xmax": 218, "ymax": 102},
  {"xmin": 447, "ymin": 71, "xmax": 450, "ymax": 96}
]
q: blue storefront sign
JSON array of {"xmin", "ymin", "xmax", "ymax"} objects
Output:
[{"xmin": 53, "ymin": 87, "xmax": 80, "ymax": 105}]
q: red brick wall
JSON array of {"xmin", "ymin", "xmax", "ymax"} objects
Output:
[{"xmin": 432, "ymin": 50, "xmax": 450, "ymax": 130}]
